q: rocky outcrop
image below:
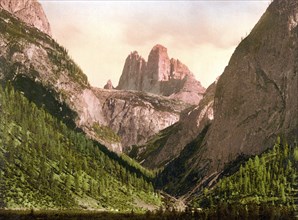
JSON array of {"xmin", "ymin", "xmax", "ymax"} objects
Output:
[
  {"xmin": 136, "ymin": 81, "xmax": 216, "ymax": 168},
  {"xmin": 204, "ymin": 0, "xmax": 298, "ymax": 172},
  {"xmin": 117, "ymin": 51, "xmax": 146, "ymax": 91},
  {"xmin": 94, "ymin": 89, "xmax": 188, "ymax": 152},
  {"xmin": 156, "ymin": 0, "xmax": 298, "ymax": 196},
  {"xmin": 104, "ymin": 80, "xmax": 114, "ymax": 90},
  {"xmin": 0, "ymin": 0, "xmax": 51, "ymax": 36},
  {"xmin": 117, "ymin": 44, "xmax": 205, "ymax": 105}
]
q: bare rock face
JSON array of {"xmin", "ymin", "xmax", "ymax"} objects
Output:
[
  {"xmin": 117, "ymin": 44, "xmax": 205, "ymax": 105},
  {"xmin": 143, "ymin": 45, "xmax": 170, "ymax": 93},
  {"xmin": 137, "ymin": 81, "xmax": 216, "ymax": 169},
  {"xmin": 94, "ymin": 89, "xmax": 188, "ymax": 151},
  {"xmin": 117, "ymin": 51, "xmax": 146, "ymax": 91},
  {"xmin": 156, "ymin": 0, "xmax": 298, "ymax": 196},
  {"xmin": 205, "ymin": 0, "xmax": 298, "ymax": 171},
  {"xmin": 103, "ymin": 80, "xmax": 114, "ymax": 90},
  {"xmin": 0, "ymin": 0, "xmax": 51, "ymax": 36}
]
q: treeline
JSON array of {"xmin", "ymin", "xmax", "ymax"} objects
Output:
[
  {"xmin": 0, "ymin": 205, "xmax": 295, "ymax": 220},
  {"xmin": 0, "ymin": 84, "xmax": 161, "ymax": 210},
  {"xmin": 196, "ymin": 137, "xmax": 297, "ymax": 211}
]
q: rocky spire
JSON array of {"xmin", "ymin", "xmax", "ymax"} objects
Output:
[
  {"xmin": 117, "ymin": 51, "xmax": 146, "ymax": 91},
  {"xmin": 117, "ymin": 44, "xmax": 206, "ymax": 105},
  {"xmin": 0, "ymin": 0, "xmax": 52, "ymax": 36},
  {"xmin": 146, "ymin": 44, "xmax": 170, "ymax": 82}
]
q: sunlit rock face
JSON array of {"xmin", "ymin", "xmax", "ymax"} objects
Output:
[
  {"xmin": 94, "ymin": 89, "xmax": 189, "ymax": 152},
  {"xmin": 206, "ymin": 0, "xmax": 298, "ymax": 170},
  {"xmin": 138, "ymin": 81, "xmax": 216, "ymax": 169},
  {"xmin": 150, "ymin": 0, "xmax": 298, "ymax": 196},
  {"xmin": 0, "ymin": 0, "xmax": 52, "ymax": 36},
  {"xmin": 117, "ymin": 44, "xmax": 206, "ymax": 105}
]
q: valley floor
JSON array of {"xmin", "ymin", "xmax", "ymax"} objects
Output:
[{"xmin": 0, "ymin": 205, "xmax": 296, "ymax": 220}]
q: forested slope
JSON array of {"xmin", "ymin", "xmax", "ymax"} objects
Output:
[
  {"xmin": 0, "ymin": 84, "xmax": 161, "ymax": 211},
  {"xmin": 192, "ymin": 138, "xmax": 297, "ymax": 218}
]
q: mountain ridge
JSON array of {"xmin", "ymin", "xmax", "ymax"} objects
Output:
[{"xmin": 155, "ymin": 0, "xmax": 298, "ymax": 197}]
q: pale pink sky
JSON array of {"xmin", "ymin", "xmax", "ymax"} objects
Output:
[{"xmin": 41, "ymin": 1, "xmax": 271, "ymax": 88}]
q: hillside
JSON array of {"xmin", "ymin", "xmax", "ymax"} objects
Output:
[
  {"xmin": 192, "ymin": 138, "xmax": 297, "ymax": 219},
  {"xmin": 153, "ymin": 0, "xmax": 298, "ymax": 197},
  {"xmin": 133, "ymin": 81, "xmax": 216, "ymax": 169},
  {"xmin": 0, "ymin": 84, "xmax": 161, "ymax": 210}
]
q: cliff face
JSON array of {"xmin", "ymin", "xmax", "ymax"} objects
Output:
[
  {"xmin": 117, "ymin": 51, "xmax": 146, "ymax": 91},
  {"xmin": 136, "ymin": 82, "xmax": 215, "ymax": 169},
  {"xmin": 117, "ymin": 45, "xmax": 205, "ymax": 105},
  {"xmin": 154, "ymin": 0, "xmax": 298, "ymax": 196},
  {"xmin": 0, "ymin": 0, "xmax": 51, "ymax": 35},
  {"xmin": 207, "ymin": 0, "xmax": 298, "ymax": 167},
  {"xmin": 95, "ymin": 89, "xmax": 188, "ymax": 152}
]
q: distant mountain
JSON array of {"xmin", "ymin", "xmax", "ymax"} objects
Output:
[
  {"xmin": 150, "ymin": 0, "xmax": 297, "ymax": 197},
  {"xmin": 0, "ymin": 4, "xmax": 191, "ymax": 153},
  {"xmin": 115, "ymin": 44, "xmax": 206, "ymax": 105},
  {"xmin": 0, "ymin": 0, "xmax": 51, "ymax": 35},
  {"xmin": 0, "ymin": 2, "xmax": 163, "ymax": 210}
]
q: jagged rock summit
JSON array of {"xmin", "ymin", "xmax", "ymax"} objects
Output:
[
  {"xmin": 0, "ymin": 0, "xmax": 51, "ymax": 36},
  {"xmin": 117, "ymin": 44, "xmax": 206, "ymax": 105}
]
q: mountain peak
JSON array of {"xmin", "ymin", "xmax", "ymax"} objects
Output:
[
  {"xmin": 0, "ymin": 0, "xmax": 51, "ymax": 35},
  {"xmin": 151, "ymin": 44, "xmax": 167, "ymax": 52},
  {"xmin": 117, "ymin": 44, "xmax": 205, "ymax": 105}
]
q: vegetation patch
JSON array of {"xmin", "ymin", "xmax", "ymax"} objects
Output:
[{"xmin": 92, "ymin": 123, "xmax": 121, "ymax": 143}]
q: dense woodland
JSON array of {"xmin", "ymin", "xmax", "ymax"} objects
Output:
[
  {"xmin": 193, "ymin": 137, "xmax": 297, "ymax": 218},
  {"xmin": 0, "ymin": 84, "xmax": 161, "ymax": 211}
]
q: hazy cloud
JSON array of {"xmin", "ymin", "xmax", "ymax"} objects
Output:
[{"xmin": 119, "ymin": 1, "xmax": 269, "ymax": 49}]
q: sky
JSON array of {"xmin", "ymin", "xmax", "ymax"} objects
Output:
[{"xmin": 40, "ymin": 0, "xmax": 271, "ymax": 89}]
